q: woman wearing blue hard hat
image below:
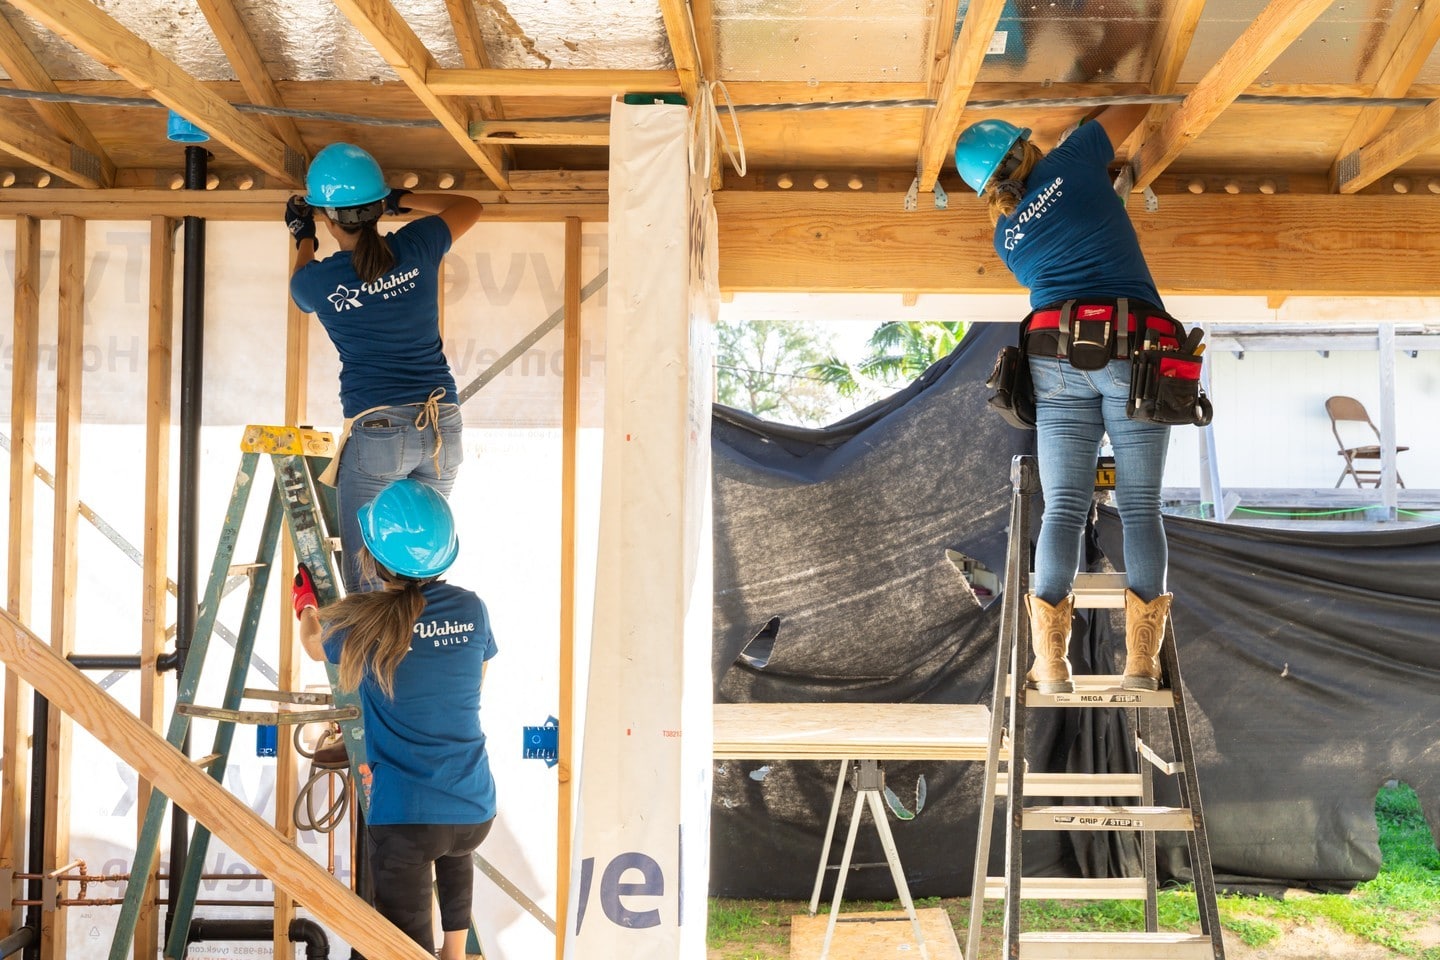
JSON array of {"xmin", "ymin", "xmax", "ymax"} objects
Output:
[
  {"xmin": 293, "ymin": 478, "xmax": 496, "ymax": 960},
  {"xmin": 287, "ymin": 142, "xmax": 482, "ymax": 592},
  {"xmin": 956, "ymin": 106, "xmax": 1183, "ymax": 695}
]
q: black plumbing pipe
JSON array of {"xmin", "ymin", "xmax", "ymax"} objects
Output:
[
  {"xmin": 22, "ymin": 693, "xmax": 46, "ymax": 960},
  {"xmin": 66, "ymin": 652, "xmax": 181, "ymax": 672},
  {"xmin": 0, "ymin": 926, "xmax": 36, "ymax": 959},
  {"xmin": 185, "ymin": 917, "xmax": 329, "ymax": 959},
  {"xmin": 169, "ymin": 140, "xmax": 209, "ymax": 938}
]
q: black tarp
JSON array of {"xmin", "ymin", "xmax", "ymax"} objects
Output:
[{"xmin": 710, "ymin": 322, "xmax": 1440, "ymax": 899}]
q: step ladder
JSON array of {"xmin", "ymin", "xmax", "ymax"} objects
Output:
[{"xmin": 964, "ymin": 455, "xmax": 1225, "ymax": 960}]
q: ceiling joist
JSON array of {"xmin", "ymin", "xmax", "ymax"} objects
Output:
[
  {"xmin": 919, "ymin": 0, "xmax": 1008, "ymax": 191},
  {"xmin": 0, "ymin": 12, "xmax": 115, "ymax": 187},
  {"xmin": 427, "ymin": 68, "xmax": 682, "ymax": 99},
  {"xmin": 192, "ymin": 0, "xmax": 309, "ymax": 161},
  {"xmin": 329, "ymin": 0, "xmax": 510, "ymax": 190},
  {"xmin": 1329, "ymin": 0, "xmax": 1440, "ymax": 192},
  {"xmin": 1132, "ymin": 0, "xmax": 1335, "ymax": 189},
  {"xmin": 440, "ymin": 0, "xmax": 504, "ymax": 119},
  {"xmin": 1122, "ymin": 0, "xmax": 1207, "ymax": 158},
  {"xmin": 0, "ymin": 110, "xmax": 106, "ymax": 189},
  {"xmin": 7, "ymin": 0, "xmax": 302, "ymax": 188}
]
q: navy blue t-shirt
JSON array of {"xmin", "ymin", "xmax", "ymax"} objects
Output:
[
  {"xmin": 324, "ymin": 581, "xmax": 497, "ymax": 825},
  {"xmin": 994, "ymin": 121, "xmax": 1163, "ymax": 311},
  {"xmin": 290, "ymin": 216, "xmax": 459, "ymax": 417}
]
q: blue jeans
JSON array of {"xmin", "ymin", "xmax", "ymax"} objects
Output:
[
  {"xmin": 337, "ymin": 403, "xmax": 463, "ymax": 592},
  {"xmin": 1029, "ymin": 356, "xmax": 1170, "ymax": 604}
]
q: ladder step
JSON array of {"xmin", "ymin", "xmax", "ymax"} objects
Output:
[
  {"xmin": 1072, "ymin": 572, "xmax": 1128, "ymax": 609},
  {"xmin": 1025, "ymin": 676, "xmax": 1175, "ymax": 709},
  {"xmin": 1019, "ymin": 931, "xmax": 1215, "ymax": 959},
  {"xmin": 996, "ymin": 772, "xmax": 1144, "ymax": 797},
  {"xmin": 177, "ymin": 704, "xmax": 359, "ymax": 725},
  {"xmin": 226, "ymin": 562, "xmax": 268, "ymax": 578},
  {"xmin": 1023, "ymin": 805, "xmax": 1194, "ymax": 831},
  {"xmin": 983, "ymin": 876, "xmax": 1149, "ymax": 899}
]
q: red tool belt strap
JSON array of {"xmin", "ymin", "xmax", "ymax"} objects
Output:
[{"xmin": 1026, "ymin": 298, "xmax": 1180, "ymax": 360}]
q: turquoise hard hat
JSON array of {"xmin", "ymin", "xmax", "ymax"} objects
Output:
[
  {"xmin": 304, "ymin": 142, "xmax": 388, "ymax": 209},
  {"xmin": 953, "ymin": 119, "xmax": 1031, "ymax": 194},
  {"xmin": 357, "ymin": 479, "xmax": 459, "ymax": 580}
]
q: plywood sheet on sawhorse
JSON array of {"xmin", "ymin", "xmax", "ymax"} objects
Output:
[{"xmin": 790, "ymin": 907, "xmax": 963, "ymax": 959}]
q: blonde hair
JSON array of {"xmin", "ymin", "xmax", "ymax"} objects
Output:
[
  {"xmin": 321, "ymin": 548, "xmax": 427, "ymax": 699},
  {"xmin": 984, "ymin": 139, "xmax": 1044, "ymax": 226}
]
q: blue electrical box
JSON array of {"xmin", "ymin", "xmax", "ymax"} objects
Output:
[
  {"xmin": 523, "ymin": 717, "xmax": 559, "ymax": 767},
  {"xmin": 256, "ymin": 724, "xmax": 278, "ymax": 757}
]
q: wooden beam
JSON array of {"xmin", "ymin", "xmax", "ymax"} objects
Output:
[
  {"xmin": 135, "ymin": 215, "xmax": 174, "ymax": 960},
  {"xmin": 0, "ymin": 16, "xmax": 115, "ymax": 186},
  {"xmin": 193, "ymin": 0, "xmax": 309, "ymax": 160},
  {"xmin": 720, "ymin": 81, "xmax": 930, "ymax": 104},
  {"xmin": 428, "ymin": 68, "xmax": 683, "ymax": 98},
  {"xmin": 1132, "ymin": 0, "xmax": 1334, "ymax": 190},
  {"xmin": 918, "ymin": 0, "xmax": 1008, "ymax": 191},
  {"xmin": 470, "ymin": 120, "xmax": 608, "ymax": 146},
  {"xmin": 556, "ymin": 216, "xmax": 581, "ymax": 960},
  {"xmin": 714, "ymin": 192, "xmax": 1440, "ymax": 295},
  {"xmin": 926, "ymin": 0, "xmax": 962, "ymax": 98},
  {"xmin": 41, "ymin": 216, "xmax": 85, "ymax": 960},
  {"xmin": 328, "ymin": 0, "xmax": 510, "ymax": 189},
  {"xmin": 1, "ymin": 215, "xmax": 39, "ymax": 938},
  {"xmin": 0, "ymin": 109, "xmax": 106, "ymax": 189},
  {"xmin": 1333, "ymin": 96, "xmax": 1440, "ymax": 194},
  {"xmin": 1122, "ymin": 0, "xmax": 1207, "ymax": 158},
  {"xmin": 6, "ymin": 0, "xmax": 301, "ymax": 186},
  {"xmin": 657, "ymin": 0, "xmax": 703, "ymax": 108},
  {"xmin": 0, "ymin": 611, "xmax": 436, "ymax": 960},
  {"xmin": 1331, "ymin": 0, "xmax": 1440, "ymax": 192},
  {"xmin": 440, "ymin": 0, "xmax": 504, "ymax": 118}
]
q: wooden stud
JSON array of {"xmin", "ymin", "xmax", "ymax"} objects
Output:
[
  {"xmin": 557, "ymin": 216, "xmax": 582, "ymax": 960},
  {"xmin": 6, "ymin": 0, "xmax": 300, "ymax": 186},
  {"xmin": 42, "ymin": 216, "xmax": 85, "ymax": 960},
  {"xmin": 0, "ymin": 612, "xmax": 436, "ymax": 960},
  {"xmin": 1134, "ymin": 0, "xmax": 1335, "ymax": 190},
  {"xmin": 918, "ymin": 0, "xmax": 1007, "ymax": 190},
  {"xmin": 328, "ymin": 0, "xmax": 509, "ymax": 189},
  {"xmin": 134, "ymin": 216, "xmax": 175, "ymax": 960},
  {"xmin": 1, "ymin": 216, "xmax": 40, "ymax": 938}
]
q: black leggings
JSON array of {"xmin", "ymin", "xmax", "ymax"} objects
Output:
[{"xmin": 367, "ymin": 820, "xmax": 493, "ymax": 951}]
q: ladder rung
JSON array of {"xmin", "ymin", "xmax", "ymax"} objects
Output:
[
  {"xmin": 177, "ymin": 704, "xmax": 359, "ymax": 725},
  {"xmin": 996, "ymin": 772, "xmax": 1144, "ymax": 797},
  {"xmin": 226, "ymin": 562, "xmax": 268, "ymax": 578},
  {"xmin": 1023, "ymin": 676, "xmax": 1175, "ymax": 709},
  {"xmin": 983, "ymin": 876, "xmax": 1150, "ymax": 899},
  {"xmin": 243, "ymin": 688, "xmax": 334, "ymax": 706},
  {"xmin": 1023, "ymin": 805, "xmax": 1193, "ymax": 831},
  {"xmin": 1072, "ymin": 572, "xmax": 1128, "ymax": 609},
  {"xmin": 1019, "ymin": 931, "xmax": 1215, "ymax": 959},
  {"xmin": 192, "ymin": 753, "xmax": 222, "ymax": 770}
]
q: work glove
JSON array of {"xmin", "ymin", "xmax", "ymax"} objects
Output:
[
  {"xmin": 383, "ymin": 188, "xmax": 412, "ymax": 216},
  {"xmin": 285, "ymin": 195, "xmax": 316, "ymax": 249},
  {"xmin": 292, "ymin": 564, "xmax": 319, "ymax": 618}
]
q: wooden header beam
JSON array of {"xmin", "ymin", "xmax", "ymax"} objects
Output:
[{"xmin": 714, "ymin": 192, "xmax": 1440, "ymax": 296}]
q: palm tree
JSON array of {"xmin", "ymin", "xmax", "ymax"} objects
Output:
[{"xmin": 810, "ymin": 321, "xmax": 967, "ymax": 398}]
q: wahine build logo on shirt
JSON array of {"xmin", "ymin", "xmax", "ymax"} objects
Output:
[
  {"xmin": 1003, "ymin": 176, "xmax": 1064, "ymax": 251},
  {"xmin": 325, "ymin": 266, "xmax": 423, "ymax": 311},
  {"xmin": 414, "ymin": 617, "xmax": 477, "ymax": 646}
]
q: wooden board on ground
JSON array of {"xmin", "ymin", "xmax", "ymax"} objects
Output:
[
  {"xmin": 714, "ymin": 702, "xmax": 990, "ymax": 761},
  {"xmin": 789, "ymin": 907, "xmax": 963, "ymax": 960}
]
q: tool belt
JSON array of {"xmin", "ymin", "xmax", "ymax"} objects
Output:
[{"xmin": 986, "ymin": 298, "xmax": 1213, "ymax": 428}]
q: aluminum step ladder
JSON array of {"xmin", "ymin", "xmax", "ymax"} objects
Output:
[{"xmin": 965, "ymin": 454, "xmax": 1225, "ymax": 960}]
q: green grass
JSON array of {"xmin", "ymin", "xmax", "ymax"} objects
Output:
[{"xmin": 707, "ymin": 784, "xmax": 1439, "ymax": 957}]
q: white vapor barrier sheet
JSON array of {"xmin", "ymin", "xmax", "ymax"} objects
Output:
[
  {"xmin": 564, "ymin": 99, "xmax": 714, "ymax": 959},
  {"xmin": 0, "ymin": 216, "xmax": 607, "ymax": 959}
]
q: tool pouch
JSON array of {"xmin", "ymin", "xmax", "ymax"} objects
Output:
[
  {"xmin": 1127, "ymin": 348, "xmax": 1214, "ymax": 426},
  {"xmin": 985, "ymin": 344, "xmax": 1036, "ymax": 430}
]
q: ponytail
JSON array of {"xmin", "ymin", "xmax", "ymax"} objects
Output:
[
  {"xmin": 322, "ymin": 548, "xmax": 427, "ymax": 699},
  {"xmin": 344, "ymin": 221, "xmax": 395, "ymax": 285},
  {"xmin": 984, "ymin": 139, "xmax": 1044, "ymax": 226}
]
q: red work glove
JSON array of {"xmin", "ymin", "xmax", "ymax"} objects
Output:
[{"xmin": 292, "ymin": 564, "xmax": 319, "ymax": 618}]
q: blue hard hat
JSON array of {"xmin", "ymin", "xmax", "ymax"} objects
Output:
[
  {"xmin": 954, "ymin": 119, "xmax": 1031, "ymax": 194},
  {"xmin": 304, "ymin": 143, "xmax": 388, "ymax": 209},
  {"xmin": 357, "ymin": 480, "xmax": 459, "ymax": 580}
]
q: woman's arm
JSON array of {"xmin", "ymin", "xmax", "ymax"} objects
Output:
[
  {"xmin": 1095, "ymin": 105, "xmax": 1150, "ymax": 152},
  {"xmin": 396, "ymin": 192, "xmax": 483, "ymax": 241},
  {"xmin": 298, "ymin": 607, "xmax": 326, "ymax": 662}
]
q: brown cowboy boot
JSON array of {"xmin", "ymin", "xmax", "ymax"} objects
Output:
[
  {"xmin": 1122, "ymin": 589, "xmax": 1172, "ymax": 691},
  {"xmin": 1025, "ymin": 594, "xmax": 1074, "ymax": 693}
]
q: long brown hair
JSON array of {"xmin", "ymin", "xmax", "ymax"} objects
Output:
[
  {"xmin": 321, "ymin": 548, "xmax": 426, "ymax": 699},
  {"xmin": 342, "ymin": 221, "xmax": 396, "ymax": 285},
  {"xmin": 984, "ymin": 139, "xmax": 1044, "ymax": 226}
]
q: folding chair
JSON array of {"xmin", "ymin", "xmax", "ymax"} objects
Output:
[{"xmin": 1325, "ymin": 395, "xmax": 1407, "ymax": 488}]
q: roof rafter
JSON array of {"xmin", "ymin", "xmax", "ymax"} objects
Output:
[
  {"xmin": 428, "ymin": 68, "xmax": 682, "ymax": 98},
  {"xmin": 657, "ymin": 0, "xmax": 725, "ymax": 187},
  {"xmin": 7, "ymin": 0, "xmax": 302, "ymax": 187},
  {"xmin": 1132, "ymin": 0, "xmax": 1334, "ymax": 190},
  {"xmin": 1332, "ymin": 98, "xmax": 1440, "ymax": 194},
  {"xmin": 193, "ymin": 0, "xmax": 309, "ymax": 161},
  {"xmin": 925, "ymin": 0, "xmax": 961, "ymax": 97},
  {"xmin": 1120, "ymin": 0, "xmax": 1207, "ymax": 158},
  {"xmin": 0, "ymin": 109, "xmax": 106, "ymax": 189},
  {"xmin": 918, "ymin": 0, "xmax": 1008, "ymax": 191},
  {"xmin": 0, "ymin": 12, "xmax": 115, "ymax": 187},
  {"xmin": 330, "ymin": 0, "xmax": 510, "ymax": 190},
  {"xmin": 441, "ymin": 0, "xmax": 504, "ymax": 119},
  {"xmin": 1329, "ymin": 0, "xmax": 1440, "ymax": 193}
]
